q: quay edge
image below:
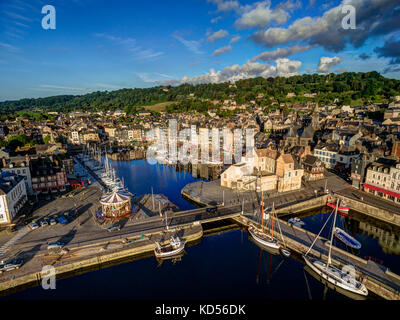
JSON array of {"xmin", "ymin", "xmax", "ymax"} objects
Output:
[{"xmin": 0, "ymin": 225, "xmax": 203, "ymax": 295}]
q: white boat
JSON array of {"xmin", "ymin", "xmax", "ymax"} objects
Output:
[
  {"xmin": 303, "ymin": 256, "xmax": 368, "ymax": 296},
  {"xmin": 334, "ymin": 227, "xmax": 362, "ymax": 250},
  {"xmin": 248, "ymin": 192, "xmax": 281, "ymax": 250},
  {"xmin": 248, "ymin": 225, "xmax": 280, "ymax": 249},
  {"xmin": 154, "ymin": 236, "xmax": 186, "ymax": 258},
  {"xmin": 249, "ymin": 195, "xmax": 290, "ymax": 257},
  {"xmin": 288, "ymin": 217, "xmax": 306, "ymax": 227},
  {"xmin": 303, "ymin": 199, "xmax": 368, "ymax": 297}
]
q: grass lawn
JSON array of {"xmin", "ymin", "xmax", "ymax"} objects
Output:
[{"xmin": 142, "ymin": 101, "xmax": 175, "ymax": 112}]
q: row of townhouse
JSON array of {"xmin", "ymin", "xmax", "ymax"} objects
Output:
[{"xmin": 363, "ymin": 160, "xmax": 400, "ymax": 204}]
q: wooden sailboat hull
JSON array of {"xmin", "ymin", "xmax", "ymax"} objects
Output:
[
  {"xmin": 303, "ymin": 255, "xmax": 368, "ymax": 296},
  {"xmin": 248, "ymin": 226, "xmax": 280, "ymax": 250}
]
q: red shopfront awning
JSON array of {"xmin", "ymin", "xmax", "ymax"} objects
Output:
[
  {"xmin": 363, "ymin": 184, "xmax": 400, "ymax": 199},
  {"xmin": 68, "ymin": 178, "xmax": 82, "ymax": 187}
]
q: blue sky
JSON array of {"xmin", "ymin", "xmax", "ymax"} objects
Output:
[{"xmin": 0, "ymin": 0, "xmax": 399, "ymax": 100}]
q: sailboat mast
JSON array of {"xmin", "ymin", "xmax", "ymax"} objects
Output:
[
  {"xmin": 272, "ymin": 202, "xmax": 275, "ymax": 237},
  {"xmin": 327, "ymin": 198, "xmax": 339, "ymax": 266},
  {"xmin": 261, "ymin": 191, "xmax": 264, "ymax": 232}
]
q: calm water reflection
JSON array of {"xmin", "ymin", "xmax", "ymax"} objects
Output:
[{"xmin": 4, "ymin": 160, "xmax": 399, "ymax": 300}]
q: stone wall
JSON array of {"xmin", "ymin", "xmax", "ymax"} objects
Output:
[{"xmin": 336, "ymin": 194, "xmax": 400, "ymax": 227}]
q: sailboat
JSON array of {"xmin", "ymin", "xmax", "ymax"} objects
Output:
[
  {"xmin": 154, "ymin": 211, "xmax": 186, "ymax": 258},
  {"xmin": 302, "ymin": 199, "xmax": 368, "ymax": 296},
  {"xmin": 248, "ymin": 193, "xmax": 280, "ymax": 250}
]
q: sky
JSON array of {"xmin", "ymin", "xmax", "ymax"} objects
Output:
[{"xmin": 0, "ymin": 0, "xmax": 399, "ymax": 101}]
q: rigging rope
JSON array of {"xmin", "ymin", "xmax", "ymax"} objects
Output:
[{"xmin": 304, "ymin": 208, "xmax": 334, "ymax": 256}]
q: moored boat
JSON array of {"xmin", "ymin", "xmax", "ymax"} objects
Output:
[
  {"xmin": 327, "ymin": 199, "xmax": 349, "ymax": 215},
  {"xmin": 334, "ymin": 227, "xmax": 362, "ymax": 249},
  {"xmin": 303, "ymin": 199, "xmax": 368, "ymax": 297},
  {"xmin": 303, "ymin": 255, "xmax": 368, "ymax": 296},
  {"xmin": 248, "ymin": 192, "xmax": 281, "ymax": 250},
  {"xmin": 288, "ymin": 217, "xmax": 306, "ymax": 228},
  {"xmin": 248, "ymin": 225, "xmax": 280, "ymax": 249},
  {"xmin": 154, "ymin": 236, "xmax": 186, "ymax": 258}
]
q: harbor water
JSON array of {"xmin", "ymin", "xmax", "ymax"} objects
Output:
[{"xmin": 4, "ymin": 159, "xmax": 400, "ymax": 300}]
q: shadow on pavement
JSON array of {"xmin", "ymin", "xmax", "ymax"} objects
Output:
[{"xmin": 15, "ymin": 243, "xmax": 42, "ymax": 264}]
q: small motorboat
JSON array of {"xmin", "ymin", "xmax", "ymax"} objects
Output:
[
  {"xmin": 154, "ymin": 236, "xmax": 185, "ymax": 258},
  {"xmin": 288, "ymin": 217, "xmax": 306, "ymax": 228},
  {"xmin": 280, "ymin": 247, "xmax": 291, "ymax": 257},
  {"xmin": 327, "ymin": 199, "xmax": 350, "ymax": 215},
  {"xmin": 334, "ymin": 227, "xmax": 361, "ymax": 249}
]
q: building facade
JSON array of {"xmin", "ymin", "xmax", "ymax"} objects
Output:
[
  {"xmin": 0, "ymin": 172, "xmax": 28, "ymax": 224},
  {"xmin": 363, "ymin": 162, "xmax": 400, "ymax": 204}
]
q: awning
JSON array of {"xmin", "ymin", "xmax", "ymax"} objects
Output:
[{"xmin": 363, "ymin": 183, "xmax": 400, "ymax": 199}]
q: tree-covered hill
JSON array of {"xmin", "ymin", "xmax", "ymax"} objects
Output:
[{"xmin": 1, "ymin": 71, "xmax": 400, "ymax": 115}]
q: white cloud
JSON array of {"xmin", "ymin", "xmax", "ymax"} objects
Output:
[
  {"xmin": 161, "ymin": 58, "xmax": 302, "ymax": 85},
  {"xmin": 38, "ymin": 85, "xmax": 85, "ymax": 91},
  {"xmin": 251, "ymin": 0, "xmax": 400, "ymax": 52},
  {"xmin": 0, "ymin": 42, "xmax": 19, "ymax": 51},
  {"xmin": 211, "ymin": 16, "xmax": 222, "ymax": 23},
  {"xmin": 251, "ymin": 45, "xmax": 313, "ymax": 62},
  {"xmin": 235, "ymin": 0, "xmax": 290, "ymax": 29},
  {"xmin": 276, "ymin": 58, "xmax": 302, "ymax": 76},
  {"xmin": 93, "ymin": 33, "xmax": 163, "ymax": 60},
  {"xmin": 172, "ymin": 33, "xmax": 203, "ymax": 54},
  {"xmin": 207, "ymin": 29, "xmax": 229, "ymax": 42},
  {"xmin": 207, "ymin": 0, "xmax": 241, "ymax": 13},
  {"xmin": 212, "ymin": 45, "xmax": 232, "ymax": 56},
  {"xmin": 137, "ymin": 72, "xmax": 173, "ymax": 83},
  {"xmin": 317, "ymin": 56, "xmax": 343, "ymax": 73},
  {"xmin": 230, "ymin": 35, "xmax": 241, "ymax": 43}
]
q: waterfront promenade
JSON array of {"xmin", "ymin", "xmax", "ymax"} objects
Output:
[{"xmin": 182, "ymin": 174, "xmax": 400, "ymax": 225}]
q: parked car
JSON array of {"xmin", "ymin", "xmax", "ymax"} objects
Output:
[
  {"xmin": 30, "ymin": 220, "xmax": 39, "ymax": 230},
  {"xmin": 57, "ymin": 216, "xmax": 68, "ymax": 225},
  {"xmin": 40, "ymin": 219, "xmax": 49, "ymax": 227},
  {"xmin": 0, "ymin": 259, "xmax": 24, "ymax": 273},
  {"xmin": 206, "ymin": 207, "xmax": 218, "ymax": 214},
  {"xmin": 50, "ymin": 217, "xmax": 57, "ymax": 226},
  {"xmin": 107, "ymin": 224, "xmax": 121, "ymax": 232},
  {"xmin": 47, "ymin": 242, "xmax": 64, "ymax": 250}
]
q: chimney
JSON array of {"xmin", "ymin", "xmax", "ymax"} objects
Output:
[
  {"xmin": 2, "ymin": 157, "xmax": 6, "ymax": 168},
  {"xmin": 25, "ymin": 154, "xmax": 30, "ymax": 165}
]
